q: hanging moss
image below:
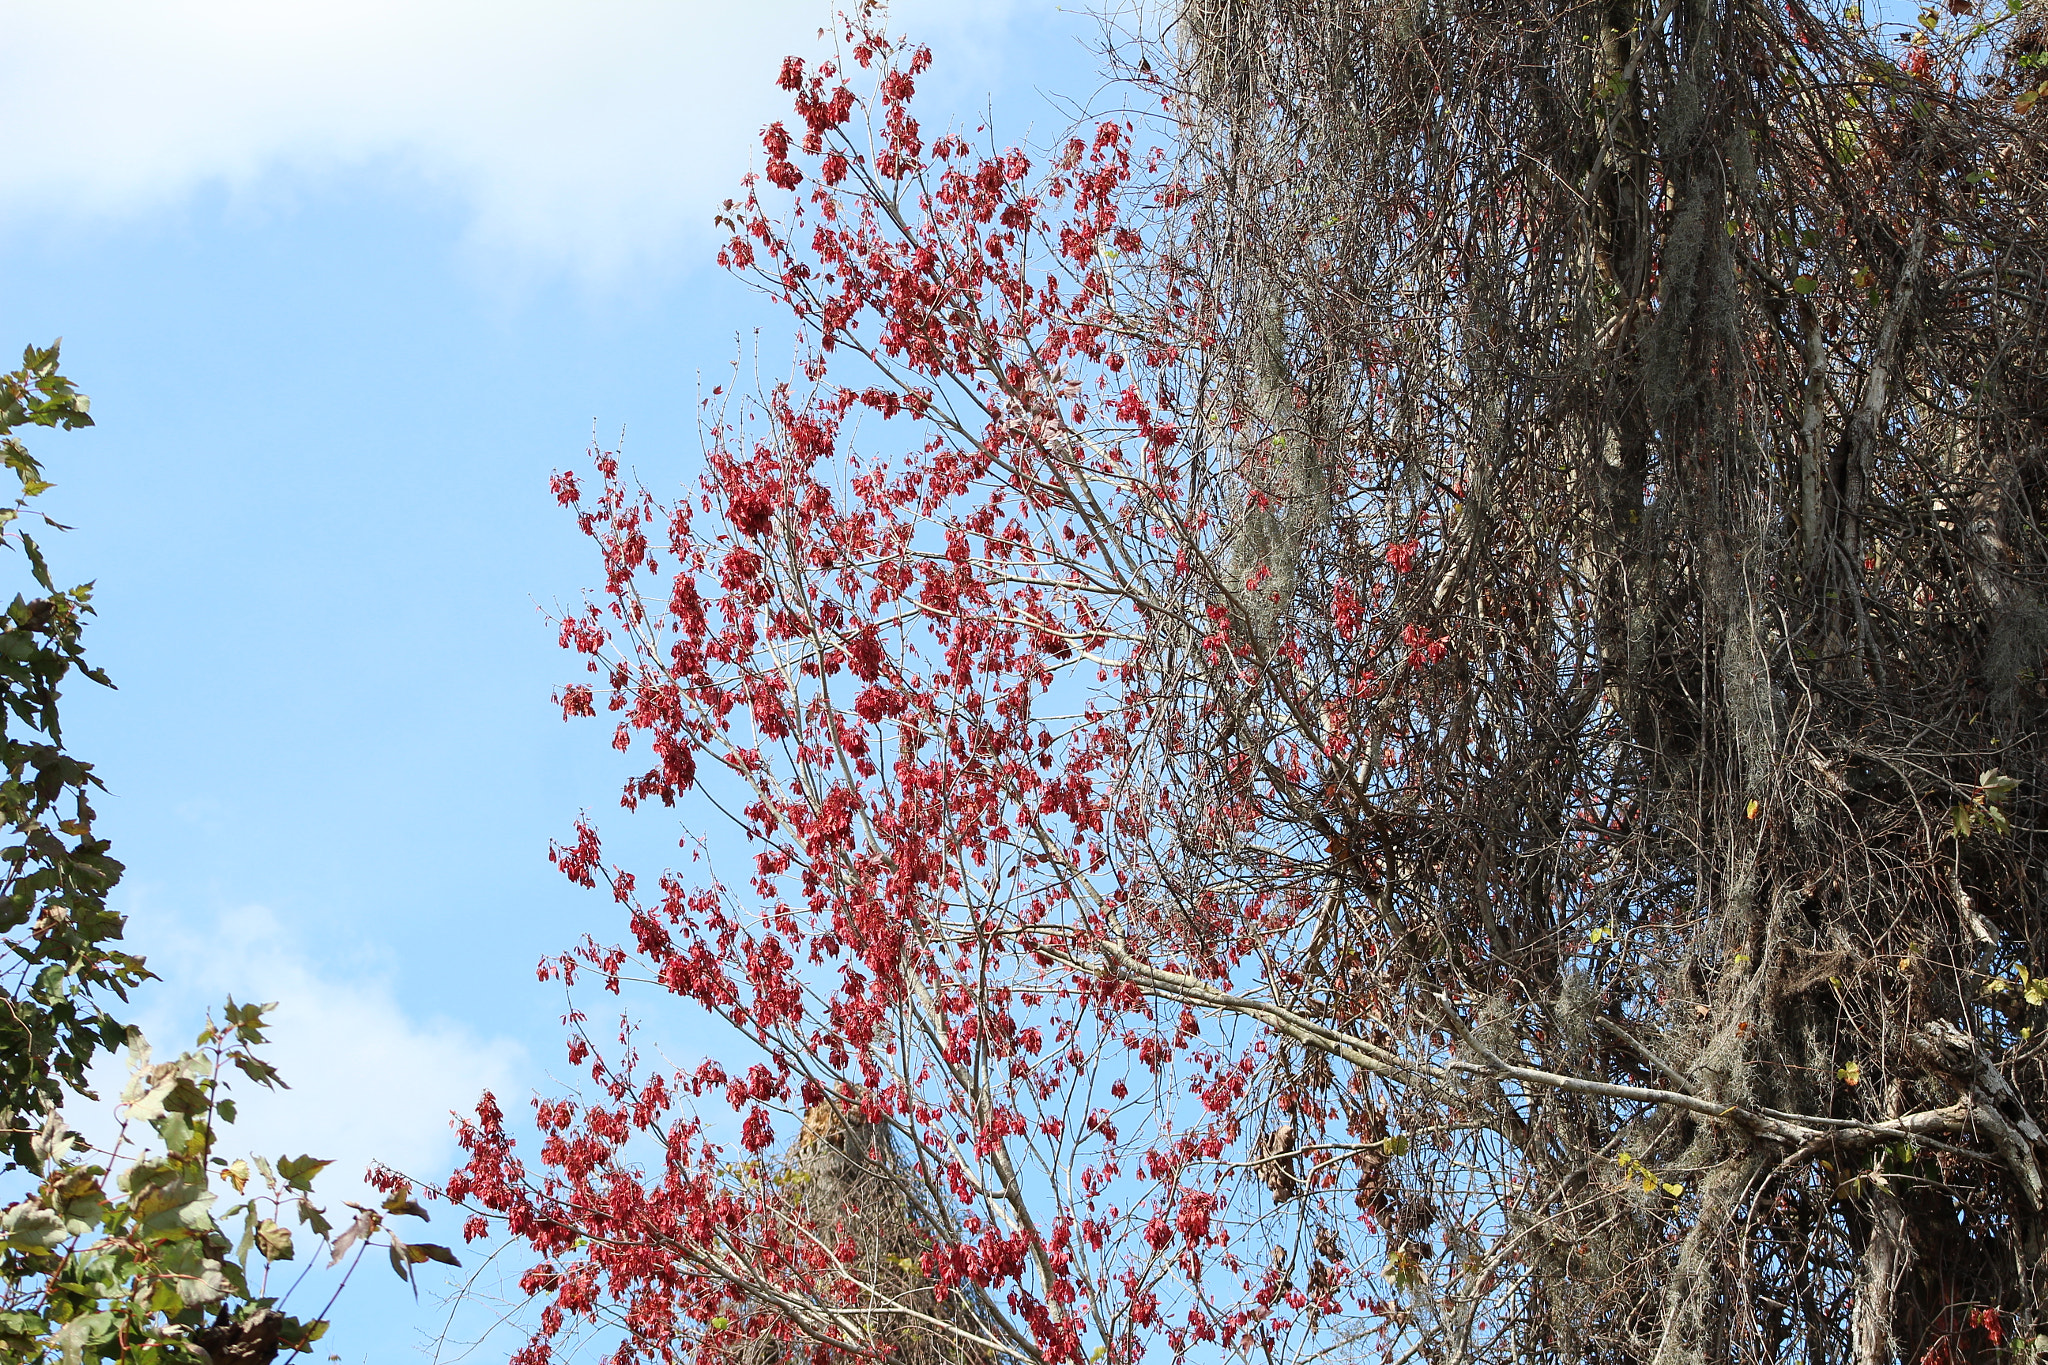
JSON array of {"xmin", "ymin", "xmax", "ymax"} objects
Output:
[{"xmin": 1173, "ymin": 0, "xmax": 2048, "ymax": 1357}]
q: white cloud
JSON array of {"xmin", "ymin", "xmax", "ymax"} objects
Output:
[
  {"xmin": 90, "ymin": 903, "xmax": 523, "ymax": 1210},
  {"xmin": 0, "ymin": 0, "xmax": 1036, "ymax": 282}
]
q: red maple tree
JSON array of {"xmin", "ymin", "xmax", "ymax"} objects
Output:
[
  {"xmin": 441, "ymin": 18, "xmax": 1410, "ymax": 1365},
  {"xmin": 437, "ymin": 2, "xmax": 2048, "ymax": 1362}
]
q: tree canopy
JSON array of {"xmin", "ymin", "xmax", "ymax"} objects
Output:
[
  {"xmin": 0, "ymin": 342, "xmax": 140, "ymax": 1169},
  {"xmin": 452, "ymin": 5, "xmax": 2048, "ymax": 1365}
]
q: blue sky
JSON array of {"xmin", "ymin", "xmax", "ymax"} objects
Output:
[{"xmin": 0, "ymin": 3, "xmax": 1107, "ymax": 1358}]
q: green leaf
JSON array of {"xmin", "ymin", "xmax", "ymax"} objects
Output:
[
  {"xmin": 2, "ymin": 1198, "xmax": 70, "ymax": 1249},
  {"xmin": 155, "ymin": 1236, "xmax": 229, "ymax": 1306},
  {"xmin": 276, "ymin": 1317, "xmax": 330, "ymax": 1352},
  {"xmin": 274, "ymin": 1154, "xmax": 331, "ymax": 1193},
  {"xmin": 296, "ymin": 1197, "xmax": 332, "ymax": 1237},
  {"xmin": 50, "ymin": 1176, "xmax": 106, "ymax": 1237},
  {"xmin": 0, "ymin": 1310, "xmax": 49, "ymax": 1343},
  {"xmin": 130, "ymin": 1173, "xmax": 217, "ymax": 1236},
  {"xmin": 231, "ymin": 1052, "xmax": 284, "ymax": 1089},
  {"xmin": 382, "ymin": 1194, "xmax": 431, "ymax": 1221},
  {"xmin": 223, "ymin": 998, "xmax": 275, "ymax": 1043},
  {"xmin": 156, "ymin": 1110, "xmax": 194, "ymax": 1154},
  {"xmin": 52, "ymin": 1310, "xmax": 114, "ymax": 1365},
  {"xmin": 123, "ymin": 1070, "xmax": 206, "ymax": 1124},
  {"xmin": 148, "ymin": 1276, "xmax": 187, "ymax": 1315},
  {"xmin": 409, "ymin": 1241, "xmax": 460, "ymax": 1267},
  {"xmin": 29, "ymin": 1111, "xmax": 78, "ymax": 1168},
  {"xmin": 1791, "ymin": 276, "xmax": 1819, "ymax": 295}
]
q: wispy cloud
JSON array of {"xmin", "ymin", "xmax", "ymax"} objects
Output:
[
  {"xmin": 0, "ymin": 0, "xmax": 1037, "ymax": 281},
  {"xmin": 94, "ymin": 902, "xmax": 523, "ymax": 1209}
]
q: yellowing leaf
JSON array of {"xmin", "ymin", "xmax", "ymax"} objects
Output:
[
  {"xmin": 2, "ymin": 1201, "xmax": 68, "ymax": 1250},
  {"xmin": 1839, "ymin": 1059, "xmax": 1862, "ymax": 1087},
  {"xmin": 254, "ymin": 1219, "xmax": 294, "ymax": 1262}
]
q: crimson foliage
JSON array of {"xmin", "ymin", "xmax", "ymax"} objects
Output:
[{"xmin": 450, "ymin": 5, "xmax": 2048, "ymax": 1365}]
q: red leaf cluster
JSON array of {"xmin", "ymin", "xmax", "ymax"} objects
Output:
[{"xmin": 445, "ymin": 16, "xmax": 1447, "ymax": 1365}]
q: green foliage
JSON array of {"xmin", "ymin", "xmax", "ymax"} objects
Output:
[
  {"xmin": 0, "ymin": 1004, "xmax": 322, "ymax": 1365},
  {"xmin": 0, "ymin": 342, "xmax": 146, "ymax": 1172},
  {"xmin": 0, "ymin": 343, "xmax": 91, "ymax": 522},
  {"xmin": 0, "ymin": 1002, "xmax": 456, "ymax": 1364},
  {"xmin": 1951, "ymin": 767, "xmax": 2020, "ymax": 840}
]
